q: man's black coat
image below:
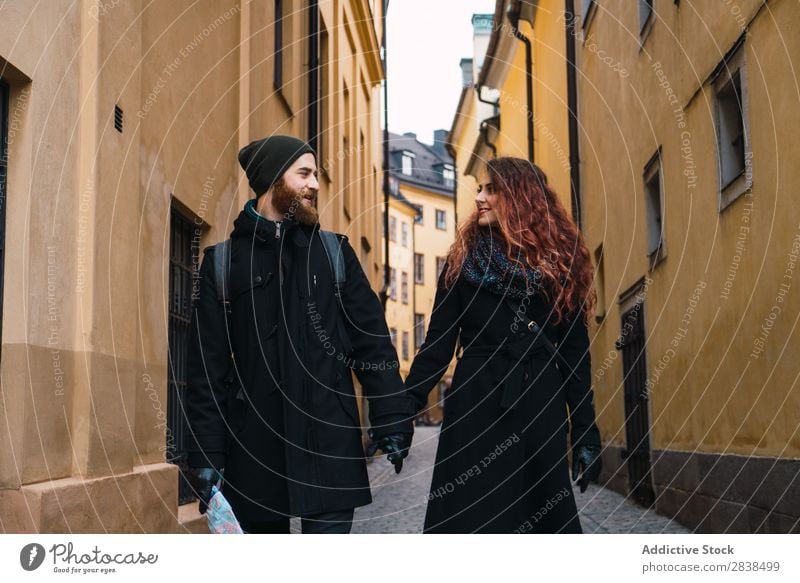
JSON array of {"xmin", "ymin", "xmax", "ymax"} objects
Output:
[{"xmin": 186, "ymin": 204, "xmax": 414, "ymax": 520}]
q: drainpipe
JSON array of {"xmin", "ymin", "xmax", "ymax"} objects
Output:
[
  {"xmin": 381, "ymin": 0, "xmax": 390, "ymax": 309},
  {"xmin": 475, "ymin": 84, "xmax": 499, "ymax": 162},
  {"xmin": 565, "ymin": 0, "xmax": 582, "ymax": 228},
  {"xmin": 307, "ymin": 0, "xmax": 319, "ymax": 153},
  {"xmin": 507, "ymin": 2, "xmax": 534, "ymax": 163},
  {"xmin": 480, "ymin": 120, "xmax": 498, "ymax": 158},
  {"xmin": 445, "ymin": 142, "xmax": 459, "ymax": 226}
]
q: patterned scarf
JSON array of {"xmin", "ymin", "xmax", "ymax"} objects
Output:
[{"xmin": 461, "ymin": 228, "xmax": 543, "ymax": 299}]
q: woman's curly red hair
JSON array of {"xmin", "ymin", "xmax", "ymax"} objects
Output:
[{"xmin": 444, "ymin": 157, "xmax": 596, "ymax": 325}]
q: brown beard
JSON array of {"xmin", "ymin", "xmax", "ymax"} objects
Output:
[{"xmin": 271, "ymin": 179, "xmax": 319, "ymax": 226}]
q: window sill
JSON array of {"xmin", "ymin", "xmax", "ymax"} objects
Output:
[
  {"xmin": 719, "ymin": 172, "xmax": 753, "ymax": 212},
  {"xmin": 273, "ymin": 85, "xmax": 294, "ymax": 118},
  {"xmin": 648, "ymin": 245, "xmax": 666, "ymax": 271},
  {"xmin": 638, "ymin": 14, "xmax": 655, "ymax": 51}
]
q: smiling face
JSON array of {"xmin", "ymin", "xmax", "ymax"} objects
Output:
[
  {"xmin": 476, "ymin": 174, "xmax": 500, "ymax": 227},
  {"xmin": 259, "ymin": 152, "xmax": 320, "ymax": 224}
]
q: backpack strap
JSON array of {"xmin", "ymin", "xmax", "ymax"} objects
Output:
[
  {"xmin": 209, "ymin": 231, "xmax": 345, "ymax": 308},
  {"xmin": 211, "ymin": 239, "xmax": 232, "ymax": 313},
  {"xmin": 319, "ymin": 230, "xmax": 346, "ymax": 298}
]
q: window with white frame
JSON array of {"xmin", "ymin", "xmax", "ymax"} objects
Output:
[
  {"xmin": 714, "ymin": 43, "xmax": 751, "ymax": 209},
  {"xmin": 639, "ymin": 0, "xmax": 654, "ymax": 35},
  {"xmin": 401, "ymin": 151, "xmax": 415, "ymax": 176},
  {"xmin": 582, "ymin": 0, "xmax": 597, "ymax": 30},
  {"xmin": 414, "ymin": 313, "xmax": 425, "ymax": 350},
  {"xmin": 435, "ymin": 209, "xmax": 446, "ymax": 230},
  {"xmin": 401, "ymin": 331, "xmax": 409, "ymax": 361},
  {"xmin": 401, "ymin": 221, "xmax": 409, "ymax": 247},
  {"xmin": 436, "ymin": 256, "xmax": 447, "ymax": 278},
  {"xmin": 414, "ymin": 253, "xmax": 424, "ymax": 284},
  {"xmin": 389, "ymin": 215, "xmax": 397, "ymax": 242},
  {"xmin": 401, "ymin": 271, "xmax": 408, "ymax": 304},
  {"xmin": 443, "ymin": 164, "xmax": 455, "ymax": 187},
  {"xmin": 643, "ymin": 149, "xmax": 665, "ymax": 268},
  {"xmin": 389, "ymin": 267, "xmax": 397, "ymax": 301}
]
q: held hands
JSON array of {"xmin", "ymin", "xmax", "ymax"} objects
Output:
[
  {"xmin": 571, "ymin": 444, "xmax": 602, "ymax": 493},
  {"xmin": 186, "ymin": 467, "xmax": 223, "ymax": 514},
  {"xmin": 366, "ymin": 430, "xmax": 412, "ymax": 474}
]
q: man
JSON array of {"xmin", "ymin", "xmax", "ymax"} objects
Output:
[{"xmin": 186, "ymin": 135, "xmax": 415, "ymax": 534}]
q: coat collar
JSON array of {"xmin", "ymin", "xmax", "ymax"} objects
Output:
[{"xmin": 231, "ymin": 199, "xmax": 318, "ymax": 247}]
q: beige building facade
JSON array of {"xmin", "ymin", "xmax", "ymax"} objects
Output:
[{"xmin": 0, "ymin": 0, "xmax": 386, "ymax": 533}]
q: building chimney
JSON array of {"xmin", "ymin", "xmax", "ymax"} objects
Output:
[
  {"xmin": 432, "ymin": 129, "xmax": 448, "ymax": 155},
  {"xmin": 460, "ymin": 58, "xmax": 474, "ymax": 88},
  {"xmin": 403, "ymin": 131, "xmax": 417, "ymax": 140},
  {"xmin": 471, "ymin": 13, "xmax": 494, "ymax": 80}
]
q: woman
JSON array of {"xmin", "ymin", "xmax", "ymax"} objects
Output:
[{"xmin": 405, "ymin": 157, "xmax": 602, "ymax": 533}]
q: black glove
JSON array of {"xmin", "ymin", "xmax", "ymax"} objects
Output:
[
  {"xmin": 571, "ymin": 444, "xmax": 602, "ymax": 493},
  {"xmin": 186, "ymin": 467, "xmax": 222, "ymax": 514},
  {"xmin": 365, "ymin": 430, "xmax": 412, "ymax": 474}
]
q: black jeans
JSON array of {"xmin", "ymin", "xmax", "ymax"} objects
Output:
[{"xmin": 241, "ymin": 508, "xmax": 354, "ymax": 534}]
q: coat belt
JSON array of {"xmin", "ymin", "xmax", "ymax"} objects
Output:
[{"xmin": 458, "ymin": 335, "xmax": 552, "ymax": 410}]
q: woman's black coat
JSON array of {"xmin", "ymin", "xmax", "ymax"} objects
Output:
[
  {"xmin": 405, "ymin": 265, "xmax": 602, "ymax": 533},
  {"xmin": 185, "ymin": 207, "xmax": 414, "ymax": 521}
]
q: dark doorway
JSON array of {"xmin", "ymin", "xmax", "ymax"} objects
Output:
[
  {"xmin": 617, "ymin": 300, "xmax": 655, "ymax": 507},
  {"xmin": 0, "ymin": 79, "xmax": 9, "ymax": 358},
  {"xmin": 168, "ymin": 205, "xmax": 200, "ymax": 504}
]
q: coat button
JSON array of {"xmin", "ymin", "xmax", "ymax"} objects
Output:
[
  {"xmin": 524, "ymin": 372, "xmax": 529, "ymax": 381},
  {"xmin": 255, "ymin": 275, "xmax": 263, "ymax": 283}
]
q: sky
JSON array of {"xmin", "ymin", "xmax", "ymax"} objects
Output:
[{"xmin": 386, "ymin": 0, "xmax": 496, "ymax": 146}]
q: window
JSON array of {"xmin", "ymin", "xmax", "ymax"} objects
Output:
[
  {"xmin": 594, "ymin": 244, "xmax": 606, "ymax": 323},
  {"xmin": 414, "ymin": 253, "xmax": 425, "ymax": 284},
  {"xmin": 639, "ymin": 0, "xmax": 654, "ymax": 35},
  {"xmin": 413, "ymin": 204, "xmax": 423, "ymax": 224},
  {"xmin": 435, "ymin": 209, "xmax": 447, "ymax": 230},
  {"xmin": 414, "ymin": 313, "xmax": 426, "ymax": 350},
  {"xmin": 389, "ymin": 215, "xmax": 397, "ymax": 242},
  {"xmin": 443, "ymin": 164, "xmax": 455, "ymax": 187},
  {"xmin": 643, "ymin": 149, "xmax": 665, "ymax": 268},
  {"xmin": 342, "ymin": 132, "xmax": 353, "ymax": 219},
  {"xmin": 582, "ymin": 0, "xmax": 597, "ymax": 30},
  {"xmin": 318, "ymin": 22, "xmax": 329, "ymax": 178},
  {"xmin": 714, "ymin": 44, "xmax": 751, "ymax": 209},
  {"xmin": 401, "ymin": 331, "xmax": 409, "ymax": 361},
  {"xmin": 360, "ymin": 236, "xmax": 370, "ymax": 269},
  {"xmin": 401, "ymin": 151, "xmax": 414, "ymax": 176},
  {"xmin": 390, "ymin": 327, "xmax": 398, "ymax": 350},
  {"xmin": 389, "ymin": 267, "xmax": 397, "ymax": 300},
  {"xmin": 401, "ymin": 221, "xmax": 409, "ymax": 247},
  {"xmin": 273, "ymin": 0, "xmax": 284, "ymax": 90},
  {"xmin": 436, "ymin": 256, "xmax": 447, "ymax": 278},
  {"xmin": 401, "ymin": 272, "xmax": 409, "ymax": 304}
]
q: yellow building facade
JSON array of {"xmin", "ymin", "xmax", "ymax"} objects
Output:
[
  {"xmin": 384, "ymin": 132, "xmax": 456, "ymax": 423},
  {"xmin": 0, "ymin": 0, "xmax": 386, "ymax": 533},
  {"xmin": 449, "ymin": 0, "xmax": 800, "ymax": 533},
  {"xmin": 577, "ymin": 0, "xmax": 799, "ymax": 532},
  {"xmin": 451, "ymin": 2, "xmax": 576, "ymax": 225}
]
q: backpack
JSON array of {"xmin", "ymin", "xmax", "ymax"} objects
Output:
[{"xmin": 209, "ymin": 230, "xmax": 346, "ymax": 316}]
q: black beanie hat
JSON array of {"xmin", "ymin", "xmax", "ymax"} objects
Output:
[{"xmin": 237, "ymin": 135, "xmax": 316, "ymax": 197}]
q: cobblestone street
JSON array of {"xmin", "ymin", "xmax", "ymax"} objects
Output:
[{"xmin": 351, "ymin": 426, "xmax": 691, "ymax": 534}]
